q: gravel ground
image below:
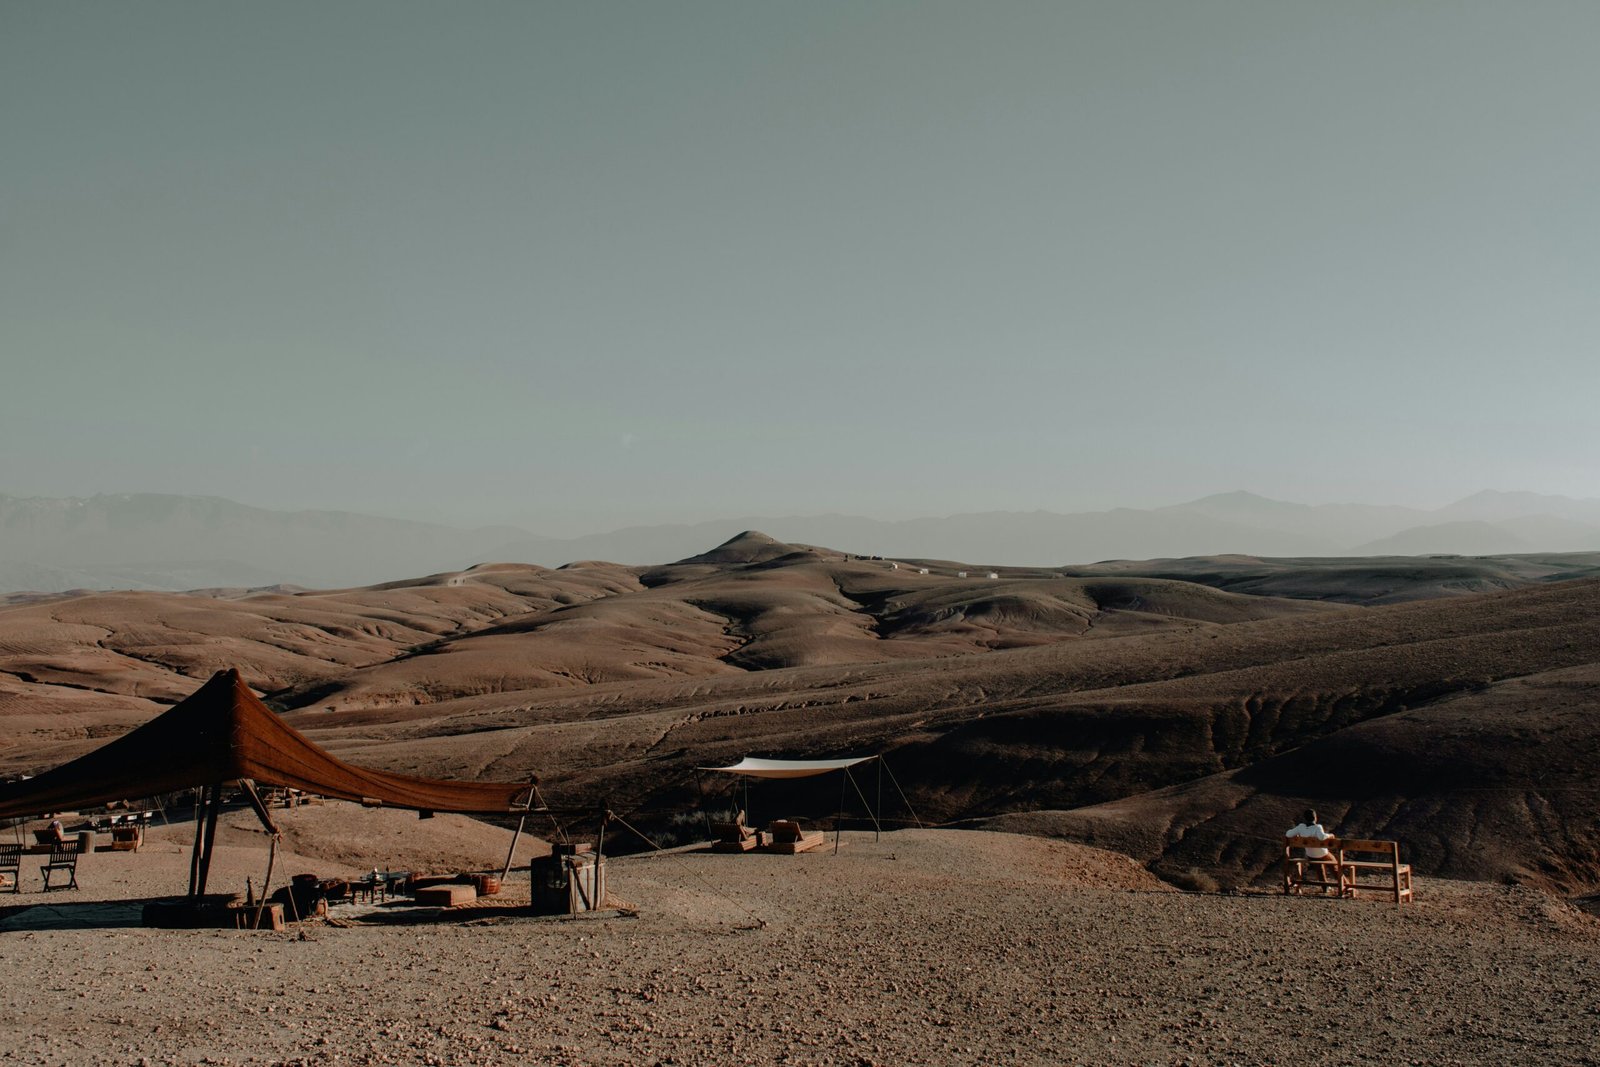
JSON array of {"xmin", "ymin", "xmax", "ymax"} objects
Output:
[{"xmin": 1, "ymin": 828, "xmax": 1597, "ymax": 1066}]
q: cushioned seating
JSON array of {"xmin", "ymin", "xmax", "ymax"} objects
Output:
[{"xmin": 415, "ymin": 884, "xmax": 476, "ymax": 908}]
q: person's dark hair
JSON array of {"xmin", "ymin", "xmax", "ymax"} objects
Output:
[{"xmin": 1302, "ymin": 808, "xmax": 1319, "ymax": 825}]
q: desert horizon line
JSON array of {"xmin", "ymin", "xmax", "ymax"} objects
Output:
[{"xmin": 6, "ymin": 485, "xmax": 1599, "ymax": 540}]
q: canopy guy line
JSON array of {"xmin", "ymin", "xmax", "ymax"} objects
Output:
[{"xmin": 607, "ymin": 811, "xmax": 767, "ymax": 929}]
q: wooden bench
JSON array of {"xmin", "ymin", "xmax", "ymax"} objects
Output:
[
  {"xmin": 764, "ymin": 819, "xmax": 826, "ymax": 855},
  {"xmin": 1337, "ymin": 838, "xmax": 1413, "ymax": 904},
  {"xmin": 1284, "ymin": 836, "xmax": 1413, "ymax": 904},
  {"xmin": 27, "ymin": 828, "xmax": 90, "ymax": 855},
  {"xmin": 710, "ymin": 810, "xmax": 763, "ymax": 853},
  {"xmin": 1282, "ymin": 834, "xmax": 1344, "ymax": 897}
]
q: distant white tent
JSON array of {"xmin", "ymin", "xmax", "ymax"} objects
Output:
[
  {"xmin": 696, "ymin": 754, "xmax": 920, "ymax": 849},
  {"xmin": 698, "ymin": 756, "xmax": 874, "ymax": 779}
]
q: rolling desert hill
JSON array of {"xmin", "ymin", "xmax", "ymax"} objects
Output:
[
  {"xmin": 3, "ymin": 532, "xmax": 1599, "ymax": 898},
  {"xmin": 0, "ymin": 533, "xmax": 1340, "ymax": 757},
  {"xmin": 1062, "ymin": 551, "xmax": 1600, "ymax": 604}
]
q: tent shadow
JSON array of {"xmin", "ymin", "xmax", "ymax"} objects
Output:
[{"xmin": 0, "ymin": 895, "xmax": 174, "ymax": 932}]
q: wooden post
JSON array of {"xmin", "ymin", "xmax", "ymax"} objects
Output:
[
  {"xmin": 834, "ymin": 768, "xmax": 848, "ymax": 854},
  {"xmin": 237, "ymin": 779, "xmax": 280, "ymax": 837},
  {"xmin": 499, "ymin": 782, "xmax": 541, "ymax": 880},
  {"xmin": 194, "ymin": 782, "xmax": 223, "ymax": 900},
  {"xmin": 187, "ymin": 786, "xmax": 208, "ymax": 899},
  {"xmin": 875, "ymin": 758, "xmax": 883, "ymax": 842}
]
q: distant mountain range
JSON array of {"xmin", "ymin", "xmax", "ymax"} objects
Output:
[{"xmin": 2, "ymin": 489, "xmax": 1599, "ymax": 593}]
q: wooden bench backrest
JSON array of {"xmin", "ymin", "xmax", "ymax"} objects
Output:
[
  {"xmin": 0, "ymin": 843, "xmax": 20, "ymax": 863},
  {"xmin": 47, "ymin": 848, "xmax": 78, "ymax": 866},
  {"xmin": 1284, "ymin": 835, "xmax": 1338, "ymax": 850},
  {"xmin": 1337, "ymin": 839, "xmax": 1399, "ymax": 857}
]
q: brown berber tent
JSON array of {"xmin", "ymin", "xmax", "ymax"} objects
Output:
[{"xmin": 0, "ymin": 668, "xmax": 536, "ymax": 897}]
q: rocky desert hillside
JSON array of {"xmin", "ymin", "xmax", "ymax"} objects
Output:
[{"xmin": 3, "ymin": 532, "xmax": 1598, "ymax": 894}]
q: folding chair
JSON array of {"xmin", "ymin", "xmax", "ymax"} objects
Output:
[
  {"xmin": 0, "ymin": 843, "xmax": 21, "ymax": 893},
  {"xmin": 40, "ymin": 847, "xmax": 79, "ymax": 891}
]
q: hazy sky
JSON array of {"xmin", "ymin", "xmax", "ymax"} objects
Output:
[{"xmin": 4, "ymin": 2, "xmax": 1598, "ymax": 535}]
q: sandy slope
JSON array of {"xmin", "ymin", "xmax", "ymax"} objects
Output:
[{"xmin": 0, "ymin": 828, "xmax": 1596, "ymax": 1066}]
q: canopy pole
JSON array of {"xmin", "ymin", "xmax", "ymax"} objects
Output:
[
  {"xmin": 834, "ymin": 769, "xmax": 848, "ymax": 855},
  {"xmin": 187, "ymin": 786, "xmax": 207, "ymax": 898},
  {"xmin": 875, "ymin": 758, "xmax": 883, "ymax": 842},
  {"xmin": 499, "ymin": 782, "xmax": 538, "ymax": 881},
  {"xmin": 238, "ymin": 779, "xmax": 280, "ymax": 837},
  {"xmin": 253, "ymin": 835, "xmax": 278, "ymax": 931},
  {"xmin": 194, "ymin": 782, "xmax": 223, "ymax": 900},
  {"xmin": 500, "ymin": 813, "xmax": 528, "ymax": 881}
]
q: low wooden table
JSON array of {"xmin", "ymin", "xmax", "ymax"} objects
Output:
[{"xmin": 353, "ymin": 871, "xmax": 411, "ymax": 903}]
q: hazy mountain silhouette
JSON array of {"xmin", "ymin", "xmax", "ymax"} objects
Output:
[
  {"xmin": 2, "ymin": 489, "xmax": 1599, "ymax": 592},
  {"xmin": 0, "ymin": 493, "xmax": 538, "ymax": 591}
]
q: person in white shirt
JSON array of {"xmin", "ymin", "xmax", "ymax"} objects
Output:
[{"xmin": 1286, "ymin": 808, "xmax": 1333, "ymax": 859}]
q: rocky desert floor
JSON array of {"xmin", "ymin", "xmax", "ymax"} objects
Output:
[{"xmin": 2, "ymin": 820, "xmax": 1598, "ymax": 1066}]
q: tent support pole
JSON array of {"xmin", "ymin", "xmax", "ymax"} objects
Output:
[
  {"xmin": 500, "ymin": 784, "xmax": 538, "ymax": 881},
  {"xmin": 834, "ymin": 769, "xmax": 848, "ymax": 855},
  {"xmin": 238, "ymin": 779, "xmax": 280, "ymax": 837},
  {"xmin": 187, "ymin": 787, "xmax": 207, "ymax": 899},
  {"xmin": 194, "ymin": 782, "xmax": 223, "ymax": 900},
  {"xmin": 875, "ymin": 759, "xmax": 883, "ymax": 842},
  {"xmin": 500, "ymin": 814, "xmax": 528, "ymax": 881},
  {"xmin": 253, "ymin": 835, "xmax": 278, "ymax": 931}
]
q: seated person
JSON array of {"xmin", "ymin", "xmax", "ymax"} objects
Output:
[{"xmin": 1285, "ymin": 808, "xmax": 1333, "ymax": 858}]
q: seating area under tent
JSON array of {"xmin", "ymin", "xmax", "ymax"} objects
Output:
[{"xmin": 695, "ymin": 755, "xmax": 920, "ymax": 855}]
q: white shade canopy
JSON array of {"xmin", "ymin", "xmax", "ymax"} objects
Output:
[{"xmin": 698, "ymin": 756, "xmax": 875, "ymax": 779}]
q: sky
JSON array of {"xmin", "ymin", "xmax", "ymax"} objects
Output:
[{"xmin": 4, "ymin": 2, "xmax": 1599, "ymax": 536}]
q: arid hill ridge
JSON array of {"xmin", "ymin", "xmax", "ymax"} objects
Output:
[{"xmin": 3, "ymin": 532, "xmax": 1598, "ymax": 893}]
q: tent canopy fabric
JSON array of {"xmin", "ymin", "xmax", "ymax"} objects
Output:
[
  {"xmin": 0, "ymin": 668, "xmax": 535, "ymax": 819},
  {"xmin": 698, "ymin": 756, "xmax": 875, "ymax": 779}
]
